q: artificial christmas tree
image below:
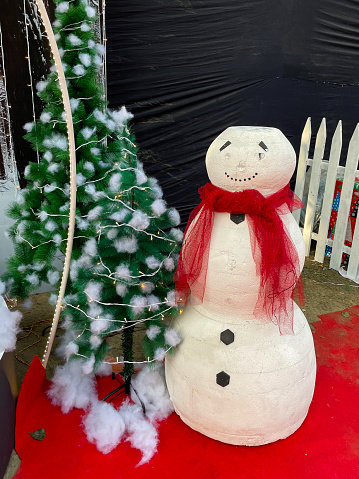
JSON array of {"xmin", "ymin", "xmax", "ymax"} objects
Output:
[{"xmin": 2, "ymin": 0, "xmax": 182, "ymax": 457}]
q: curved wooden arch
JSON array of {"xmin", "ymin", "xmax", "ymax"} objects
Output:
[{"xmin": 34, "ymin": 0, "xmax": 77, "ymax": 368}]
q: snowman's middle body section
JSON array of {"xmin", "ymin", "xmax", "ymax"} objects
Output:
[{"xmin": 165, "ymin": 210, "xmax": 316, "ymax": 445}]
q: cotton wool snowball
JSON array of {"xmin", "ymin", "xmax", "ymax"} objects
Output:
[
  {"xmin": 48, "ymin": 163, "xmax": 60, "ymax": 174},
  {"xmin": 47, "ymin": 270, "xmax": 60, "ymax": 285},
  {"xmin": 168, "ymin": 208, "xmax": 181, "ymax": 226},
  {"xmin": 56, "ymin": 2, "xmax": 69, "ymax": 13},
  {"xmin": 151, "ymin": 199, "xmax": 167, "ymax": 216},
  {"xmin": 111, "ymin": 106, "xmax": 134, "ymax": 126},
  {"xmin": 87, "ymin": 206, "xmax": 103, "ymax": 221},
  {"xmin": 85, "ymin": 281, "xmax": 103, "ymax": 302},
  {"xmin": 53, "ymin": 234, "xmax": 62, "ymax": 246},
  {"xmin": 83, "ymin": 400, "xmax": 126, "ymax": 454},
  {"xmin": 118, "ymin": 399, "xmax": 158, "ymax": 465},
  {"xmin": 106, "ymin": 229, "xmax": 118, "ymax": 240},
  {"xmin": 164, "ymin": 328, "xmax": 181, "ymax": 347},
  {"xmin": 154, "ymin": 348, "xmax": 166, "ymax": 362},
  {"xmin": 90, "ymin": 318, "xmax": 110, "ymax": 335},
  {"xmin": 40, "ymin": 111, "xmax": 52, "ymax": 123},
  {"xmin": 110, "ymin": 209, "xmax": 128, "ymax": 223},
  {"xmin": 170, "ymin": 227, "xmax": 184, "ymax": 242},
  {"xmin": 0, "ymin": 305, "xmax": 22, "ymax": 352},
  {"xmin": 23, "ymin": 122, "xmax": 34, "ymax": 132},
  {"xmin": 85, "ymin": 5, "xmax": 97, "ymax": 17},
  {"xmin": 80, "ymin": 22, "xmax": 91, "ymax": 32},
  {"xmin": 145, "ymin": 256, "xmax": 161, "ymax": 270},
  {"xmin": 140, "ymin": 281, "xmax": 154, "ymax": 294},
  {"xmin": 84, "ymin": 238, "xmax": 97, "ymax": 257},
  {"xmin": 68, "ymin": 34, "xmax": 82, "ymax": 46},
  {"xmin": 79, "ymin": 52, "xmax": 92, "ymax": 67},
  {"xmin": 90, "ymin": 335, "xmax": 102, "ymax": 349},
  {"xmin": 84, "ymin": 161, "xmax": 95, "ymax": 172},
  {"xmin": 82, "ymin": 354, "xmax": 96, "ymax": 375},
  {"xmin": 73, "ymin": 64, "xmax": 86, "ymax": 76},
  {"xmin": 43, "ymin": 151, "xmax": 53, "ymax": 162},
  {"xmin": 0, "ymin": 280, "xmax": 6, "ymax": 295},
  {"xmin": 81, "ymin": 127, "xmax": 96, "ymax": 140},
  {"xmin": 130, "ymin": 296, "xmax": 147, "ymax": 315},
  {"xmin": 70, "ymin": 98, "xmax": 80, "ymax": 112},
  {"xmin": 115, "ymin": 283, "xmax": 128, "ymax": 297},
  {"xmin": 64, "ymin": 341, "xmax": 79, "ymax": 361},
  {"xmin": 163, "ymin": 257, "xmax": 175, "ymax": 271},
  {"xmin": 166, "ymin": 290, "xmax": 176, "ymax": 307},
  {"xmin": 47, "ymin": 360, "xmax": 97, "ymax": 414},
  {"xmin": 114, "ymin": 236, "xmax": 138, "ymax": 254},
  {"xmin": 136, "ymin": 169, "xmax": 147, "ymax": 186},
  {"xmin": 147, "ymin": 294, "xmax": 160, "ymax": 312},
  {"xmin": 109, "ymin": 173, "xmax": 122, "ymax": 193},
  {"xmin": 36, "ymin": 80, "xmax": 48, "ymax": 92},
  {"xmin": 45, "ymin": 220, "xmax": 57, "ymax": 232},
  {"xmin": 130, "ymin": 363, "xmax": 174, "ymax": 424},
  {"xmin": 129, "ymin": 210, "xmax": 150, "ymax": 230},
  {"xmin": 76, "ymin": 173, "xmax": 86, "ymax": 186},
  {"xmin": 25, "ymin": 273, "xmax": 40, "ymax": 287},
  {"xmin": 95, "ymin": 44, "xmax": 106, "ymax": 56},
  {"xmin": 115, "ymin": 264, "xmax": 131, "ymax": 280},
  {"xmin": 146, "ymin": 325, "xmax": 161, "ymax": 340}
]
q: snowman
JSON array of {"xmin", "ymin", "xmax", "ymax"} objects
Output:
[{"xmin": 165, "ymin": 126, "xmax": 316, "ymax": 445}]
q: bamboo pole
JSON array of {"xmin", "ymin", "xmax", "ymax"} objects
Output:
[{"xmin": 34, "ymin": 0, "xmax": 77, "ymax": 368}]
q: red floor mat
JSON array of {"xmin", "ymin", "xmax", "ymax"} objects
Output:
[{"xmin": 14, "ymin": 305, "xmax": 359, "ymax": 479}]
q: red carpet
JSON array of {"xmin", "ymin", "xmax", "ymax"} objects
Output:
[{"xmin": 14, "ymin": 305, "xmax": 359, "ymax": 479}]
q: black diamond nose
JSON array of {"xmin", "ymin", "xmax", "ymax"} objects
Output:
[{"xmin": 216, "ymin": 371, "xmax": 230, "ymax": 387}]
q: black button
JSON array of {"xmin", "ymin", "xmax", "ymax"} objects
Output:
[{"xmin": 216, "ymin": 371, "xmax": 230, "ymax": 387}]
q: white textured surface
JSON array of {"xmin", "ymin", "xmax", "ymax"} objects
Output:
[{"xmin": 165, "ymin": 126, "xmax": 316, "ymax": 445}]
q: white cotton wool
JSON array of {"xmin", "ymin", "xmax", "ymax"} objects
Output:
[
  {"xmin": 64, "ymin": 341, "xmax": 79, "ymax": 361},
  {"xmin": 146, "ymin": 325, "xmax": 161, "ymax": 340},
  {"xmin": 0, "ymin": 280, "xmax": 6, "ymax": 295},
  {"xmin": 23, "ymin": 122, "xmax": 34, "ymax": 133},
  {"xmin": 68, "ymin": 34, "xmax": 82, "ymax": 46},
  {"xmin": 164, "ymin": 328, "xmax": 181, "ymax": 347},
  {"xmin": 140, "ymin": 281, "xmax": 154, "ymax": 294},
  {"xmin": 154, "ymin": 348, "xmax": 166, "ymax": 362},
  {"xmin": 109, "ymin": 173, "xmax": 122, "ymax": 193},
  {"xmin": 106, "ymin": 228, "xmax": 118, "ymax": 240},
  {"xmin": 56, "ymin": 1, "xmax": 69, "ymax": 13},
  {"xmin": 77, "ymin": 218, "xmax": 89, "ymax": 231},
  {"xmin": 145, "ymin": 256, "xmax": 161, "ymax": 270},
  {"xmin": 169, "ymin": 227, "xmax": 184, "ymax": 242},
  {"xmin": 54, "ymin": 33, "xmax": 60, "ymax": 41},
  {"xmin": 151, "ymin": 199, "xmax": 167, "ymax": 216},
  {"xmin": 47, "ymin": 360, "xmax": 97, "ymax": 413},
  {"xmin": 48, "ymin": 163, "xmax": 60, "ymax": 174},
  {"xmin": 148, "ymin": 177, "xmax": 163, "ymax": 199},
  {"xmin": 84, "ymin": 184, "xmax": 96, "ymax": 196},
  {"xmin": 168, "ymin": 208, "xmax": 181, "ymax": 226},
  {"xmin": 90, "ymin": 335, "xmax": 102, "ymax": 349},
  {"xmin": 58, "ymin": 47, "xmax": 64, "ymax": 58},
  {"xmin": 130, "ymin": 363, "xmax": 174, "ymax": 424},
  {"xmin": 166, "ymin": 290, "xmax": 176, "ymax": 307},
  {"xmin": 90, "ymin": 318, "xmax": 110, "ymax": 335},
  {"xmin": 78, "ymin": 254, "xmax": 92, "ymax": 267},
  {"xmin": 129, "ymin": 210, "xmax": 150, "ymax": 230},
  {"xmin": 119, "ymin": 399, "xmax": 158, "ymax": 465},
  {"xmin": 43, "ymin": 151, "xmax": 53, "ymax": 162},
  {"xmin": 49, "ymin": 293, "xmax": 58, "ymax": 306},
  {"xmin": 106, "ymin": 119, "xmax": 116, "ymax": 131},
  {"xmin": 25, "ymin": 273, "xmax": 40, "ymax": 287},
  {"xmin": 116, "ymin": 264, "xmax": 131, "ymax": 280},
  {"xmin": 163, "ymin": 257, "xmax": 175, "ymax": 271},
  {"xmin": 130, "ymin": 296, "xmax": 147, "ymax": 315},
  {"xmin": 111, "ymin": 106, "xmax": 134, "ymax": 127},
  {"xmin": 53, "ymin": 234, "xmax": 62, "ymax": 246},
  {"xmin": 16, "ymin": 193, "xmax": 25, "ymax": 205},
  {"xmin": 81, "ymin": 126, "xmax": 96, "ymax": 140},
  {"xmin": 56, "ymin": 329, "xmax": 77, "ymax": 360},
  {"xmin": 33, "ymin": 262, "xmax": 45, "ymax": 271},
  {"xmin": 114, "ymin": 236, "xmax": 138, "ymax": 254},
  {"xmin": 136, "ymin": 169, "xmax": 147, "ymax": 186},
  {"xmin": 17, "ymin": 221, "xmax": 27, "ymax": 234},
  {"xmin": 40, "ymin": 112, "xmax": 52, "ymax": 123},
  {"xmin": 95, "ymin": 44, "xmax": 106, "ymax": 56},
  {"xmin": 70, "ymin": 98, "xmax": 80, "ymax": 112},
  {"xmin": 0, "ymin": 305, "xmax": 22, "ymax": 352},
  {"xmin": 93, "ymin": 55, "xmax": 102, "ymax": 66},
  {"xmin": 84, "ymin": 161, "xmax": 95, "ymax": 172},
  {"xmin": 115, "ymin": 282, "xmax": 128, "ymax": 297},
  {"xmin": 96, "ymin": 361, "xmax": 113, "ymax": 377},
  {"xmin": 76, "ymin": 173, "xmax": 86, "ymax": 186},
  {"xmin": 90, "ymin": 147, "xmax": 100, "ymax": 156},
  {"xmin": 79, "ymin": 52, "xmax": 91, "ymax": 66},
  {"xmin": 22, "ymin": 298, "xmax": 33, "ymax": 309},
  {"xmin": 85, "ymin": 281, "xmax": 103, "ymax": 302},
  {"xmin": 45, "ymin": 220, "xmax": 57, "ymax": 232},
  {"xmin": 85, "ymin": 5, "xmax": 97, "ymax": 17},
  {"xmin": 89, "ymin": 302, "xmax": 103, "ymax": 318},
  {"xmin": 80, "ymin": 22, "xmax": 91, "ymax": 32},
  {"xmin": 147, "ymin": 295, "xmax": 160, "ymax": 312},
  {"xmin": 84, "ymin": 238, "xmax": 97, "ymax": 257},
  {"xmin": 87, "ymin": 206, "xmax": 103, "ymax": 220},
  {"xmin": 43, "ymin": 134, "xmax": 68, "ymax": 151},
  {"xmin": 36, "ymin": 80, "xmax": 48, "ymax": 92},
  {"xmin": 93, "ymin": 109, "xmax": 107, "ymax": 123},
  {"xmin": 83, "ymin": 400, "xmax": 126, "ymax": 454},
  {"xmin": 82, "ymin": 354, "xmax": 96, "ymax": 375},
  {"xmin": 47, "ymin": 270, "xmax": 60, "ymax": 286},
  {"xmin": 110, "ymin": 209, "xmax": 128, "ymax": 223},
  {"xmin": 73, "ymin": 64, "xmax": 86, "ymax": 76}
]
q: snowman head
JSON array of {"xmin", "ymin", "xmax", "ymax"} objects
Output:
[{"xmin": 205, "ymin": 126, "xmax": 296, "ymax": 197}]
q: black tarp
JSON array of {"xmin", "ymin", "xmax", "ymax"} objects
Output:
[{"xmin": 106, "ymin": 0, "xmax": 359, "ymax": 225}]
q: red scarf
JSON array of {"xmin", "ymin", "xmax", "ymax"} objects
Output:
[{"xmin": 174, "ymin": 183, "xmax": 304, "ymax": 335}]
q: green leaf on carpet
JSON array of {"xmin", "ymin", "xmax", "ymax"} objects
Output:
[
  {"xmin": 28, "ymin": 428, "xmax": 46, "ymax": 441},
  {"xmin": 341, "ymin": 311, "xmax": 350, "ymax": 318}
]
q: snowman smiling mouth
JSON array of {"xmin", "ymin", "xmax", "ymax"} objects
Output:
[{"xmin": 224, "ymin": 172, "xmax": 258, "ymax": 182}]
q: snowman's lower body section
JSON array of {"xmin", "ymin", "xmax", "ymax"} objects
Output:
[{"xmin": 165, "ymin": 302, "xmax": 316, "ymax": 445}]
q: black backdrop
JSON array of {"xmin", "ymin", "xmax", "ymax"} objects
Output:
[{"xmin": 106, "ymin": 0, "xmax": 359, "ymax": 225}]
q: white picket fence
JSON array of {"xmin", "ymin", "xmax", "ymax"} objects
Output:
[{"xmin": 294, "ymin": 117, "xmax": 359, "ymax": 281}]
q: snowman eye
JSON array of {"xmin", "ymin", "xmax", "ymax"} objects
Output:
[
  {"xmin": 220, "ymin": 141, "xmax": 231, "ymax": 151},
  {"xmin": 259, "ymin": 141, "xmax": 268, "ymax": 151},
  {"xmin": 259, "ymin": 152, "xmax": 265, "ymax": 160}
]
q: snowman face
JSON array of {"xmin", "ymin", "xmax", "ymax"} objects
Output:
[{"xmin": 205, "ymin": 126, "xmax": 296, "ymax": 196}]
